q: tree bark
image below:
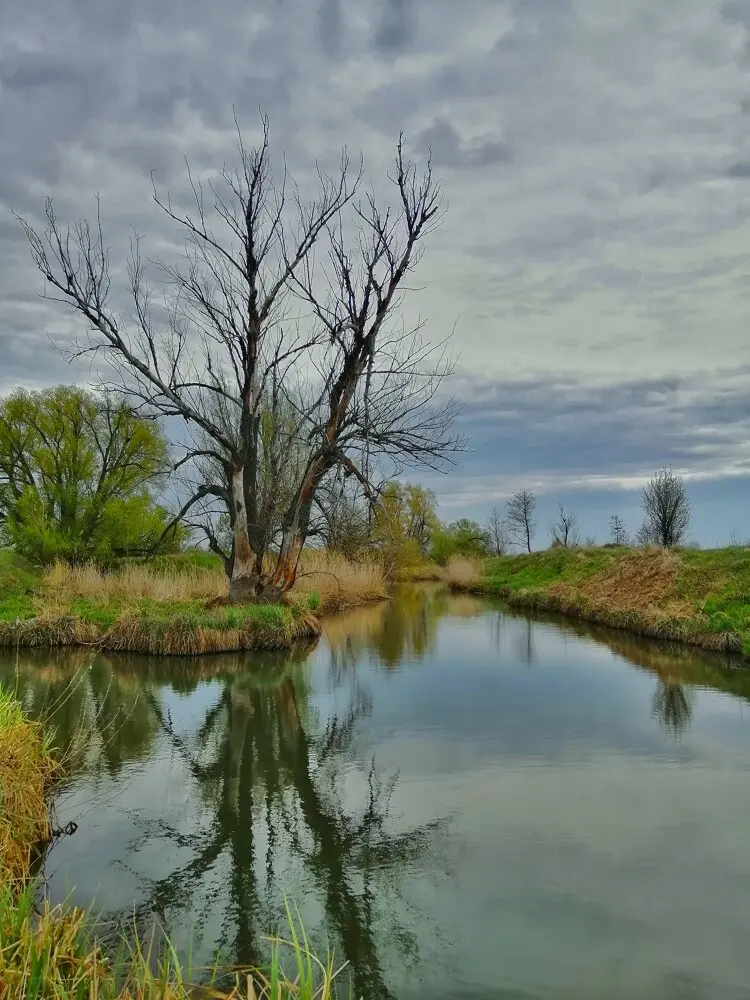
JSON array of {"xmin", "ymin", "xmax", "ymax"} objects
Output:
[{"xmin": 229, "ymin": 466, "xmax": 260, "ymax": 602}]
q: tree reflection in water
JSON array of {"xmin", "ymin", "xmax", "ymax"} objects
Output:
[
  {"xmin": 130, "ymin": 649, "xmax": 445, "ymax": 1000},
  {"xmin": 652, "ymin": 679, "xmax": 693, "ymax": 738},
  {"xmin": 0, "ymin": 648, "xmax": 160, "ymax": 776}
]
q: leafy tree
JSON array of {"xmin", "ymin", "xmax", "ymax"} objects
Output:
[
  {"xmin": 430, "ymin": 518, "xmax": 490, "ymax": 565},
  {"xmin": 0, "ymin": 386, "xmax": 177, "ymax": 563},
  {"xmin": 372, "ymin": 483, "xmax": 439, "ymax": 567},
  {"xmin": 641, "ymin": 466, "xmax": 691, "ymax": 548}
]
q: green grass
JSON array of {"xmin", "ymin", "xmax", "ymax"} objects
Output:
[
  {"xmin": 462, "ymin": 545, "xmax": 750, "ymax": 656},
  {"xmin": 112, "ymin": 549, "xmax": 225, "ymax": 573},
  {"xmin": 482, "ymin": 546, "xmax": 624, "ymax": 592},
  {"xmin": 0, "ymin": 549, "xmax": 39, "ymax": 621}
]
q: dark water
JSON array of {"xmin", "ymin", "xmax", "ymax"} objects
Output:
[{"xmin": 5, "ymin": 586, "xmax": 750, "ymax": 1000}]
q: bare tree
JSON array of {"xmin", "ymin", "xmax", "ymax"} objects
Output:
[
  {"xmin": 506, "ymin": 489, "xmax": 536, "ymax": 553},
  {"xmin": 641, "ymin": 466, "xmax": 691, "ymax": 548},
  {"xmin": 20, "ymin": 117, "xmax": 463, "ymax": 601},
  {"xmin": 549, "ymin": 503, "xmax": 580, "ymax": 548},
  {"xmin": 609, "ymin": 513, "xmax": 629, "ymax": 546},
  {"xmin": 486, "ymin": 506, "xmax": 510, "ymax": 557},
  {"xmin": 634, "ymin": 522, "xmax": 655, "ymax": 547}
]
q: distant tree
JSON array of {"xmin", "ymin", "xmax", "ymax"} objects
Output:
[
  {"xmin": 506, "ymin": 489, "xmax": 536, "ymax": 553},
  {"xmin": 372, "ymin": 482, "xmax": 439, "ymax": 567},
  {"xmin": 634, "ymin": 522, "xmax": 655, "ymax": 547},
  {"xmin": 486, "ymin": 506, "xmax": 510, "ymax": 557},
  {"xmin": 641, "ymin": 466, "xmax": 691, "ymax": 548},
  {"xmin": 609, "ymin": 514, "xmax": 629, "ymax": 546},
  {"xmin": 430, "ymin": 518, "xmax": 489, "ymax": 565},
  {"xmin": 0, "ymin": 386, "xmax": 176, "ymax": 563},
  {"xmin": 550, "ymin": 503, "xmax": 580, "ymax": 548}
]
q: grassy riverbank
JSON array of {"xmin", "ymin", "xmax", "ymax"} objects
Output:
[
  {"xmin": 0, "ymin": 549, "xmax": 387, "ymax": 655},
  {"xmin": 447, "ymin": 546, "xmax": 750, "ymax": 655},
  {"xmin": 0, "ymin": 683, "xmax": 349, "ymax": 998}
]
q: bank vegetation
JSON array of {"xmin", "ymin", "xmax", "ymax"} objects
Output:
[{"xmin": 446, "ymin": 545, "xmax": 750, "ymax": 656}]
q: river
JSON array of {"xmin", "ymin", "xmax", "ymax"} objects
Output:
[{"xmin": 4, "ymin": 585, "xmax": 750, "ymax": 999}]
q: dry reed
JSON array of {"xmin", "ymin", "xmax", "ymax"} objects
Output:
[
  {"xmin": 41, "ymin": 560, "xmax": 227, "ymax": 605},
  {"xmin": 0, "ymin": 688, "xmax": 58, "ymax": 886},
  {"xmin": 444, "ymin": 556, "xmax": 482, "ymax": 590},
  {"xmin": 291, "ymin": 550, "xmax": 388, "ymax": 612}
]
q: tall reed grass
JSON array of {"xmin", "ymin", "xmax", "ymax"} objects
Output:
[
  {"xmin": 0, "ymin": 688, "xmax": 58, "ymax": 888},
  {"xmin": 40, "ymin": 551, "xmax": 387, "ymax": 616},
  {"xmin": 0, "ymin": 885, "xmax": 350, "ymax": 999},
  {"xmin": 292, "ymin": 550, "xmax": 388, "ymax": 613},
  {"xmin": 41, "ymin": 560, "xmax": 227, "ymax": 606},
  {"xmin": 444, "ymin": 556, "xmax": 482, "ymax": 590}
]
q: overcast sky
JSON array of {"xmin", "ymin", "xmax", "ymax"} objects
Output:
[{"xmin": 2, "ymin": 0, "xmax": 750, "ymax": 544}]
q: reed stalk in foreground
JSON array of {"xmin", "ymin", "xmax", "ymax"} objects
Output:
[{"xmin": 0, "ymin": 886, "xmax": 351, "ymax": 999}]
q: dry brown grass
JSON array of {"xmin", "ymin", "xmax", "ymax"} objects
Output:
[
  {"xmin": 394, "ymin": 562, "xmax": 445, "ymax": 582},
  {"xmin": 574, "ymin": 548, "xmax": 683, "ymax": 612},
  {"xmin": 41, "ymin": 553, "xmax": 387, "ymax": 616},
  {"xmin": 103, "ymin": 608, "xmax": 320, "ymax": 656},
  {"xmin": 0, "ymin": 688, "xmax": 58, "ymax": 886},
  {"xmin": 444, "ymin": 556, "xmax": 482, "ymax": 590},
  {"xmin": 290, "ymin": 550, "xmax": 388, "ymax": 613},
  {"xmin": 0, "ymin": 615, "xmax": 101, "ymax": 648},
  {"xmin": 41, "ymin": 560, "xmax": 226, "ymax": 606}
]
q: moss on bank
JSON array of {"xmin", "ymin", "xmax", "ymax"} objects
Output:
[{"xmin": 450, "ymin": 546, "xmax": 750, "ymax": 656}]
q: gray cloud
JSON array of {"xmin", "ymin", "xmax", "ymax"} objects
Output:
[
  {"xmin": 726, "ymin": 160, "xmax": 750, "ymax": 177},
  {"xmin": 373, "ymin": 0, "xmax": 416, "ymax": 54},
  {"xmin": 415, "ymin": 118, "xmax": 513, "ymax": 169},
  {"xmin": 424, "ymin": 366, "xmax": 750, "ymax": 505}
]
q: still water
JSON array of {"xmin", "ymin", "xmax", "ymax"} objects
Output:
[{"xmin": 4, "ymin": 586, "xmax": 750, "ymax": 999}]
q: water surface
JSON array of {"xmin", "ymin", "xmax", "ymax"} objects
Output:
[{"xmin": 5, "ymin": 587, "xmax": 750, "ymax": 1000}]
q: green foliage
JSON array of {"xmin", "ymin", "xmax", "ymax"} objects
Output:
[
  {"xmin": 0, "ymin": 550, "xmax": 39, "ymax": 620},
  {"xmin": 430, "ymin": 518, "xmax": 490, "ymax": 566},
  {"xmin": 372, "ymin": 482, "xmax": 439, "ymax": 568},
  {"xmin": 307, "ymin": 591, "xmax": 321, "ymax": 611},
  {"xmin": 0, "ymin": 386, "xmax": 180, "ymax": 565}
]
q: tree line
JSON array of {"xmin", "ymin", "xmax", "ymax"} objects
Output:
[{"xmin": 0, "ymin": 379, "xmax": 696, "ymax": 567}]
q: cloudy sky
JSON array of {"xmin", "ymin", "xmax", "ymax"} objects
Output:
[{"xmin": 2, "ymin": 0, "xmax": 750, "ymax": 544}]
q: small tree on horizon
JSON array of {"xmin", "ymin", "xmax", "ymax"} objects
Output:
[
  {"xmin": 550, "ymin": 503, "xmax": 580, "ymax": 548},
  {"xmin": 506, "ymin": 489, "xmax": 536, "ymax": 553},
  {"xmin": 609, "ymin": 513, "xmax": 629, "ymax": 546},
  {"xmin": 641, "ymin": 466, "xmax": 691, "ymax": 548},
  {"xmin": 486, "ymin": 506, "xmax": 510, "ymax": 557}
]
